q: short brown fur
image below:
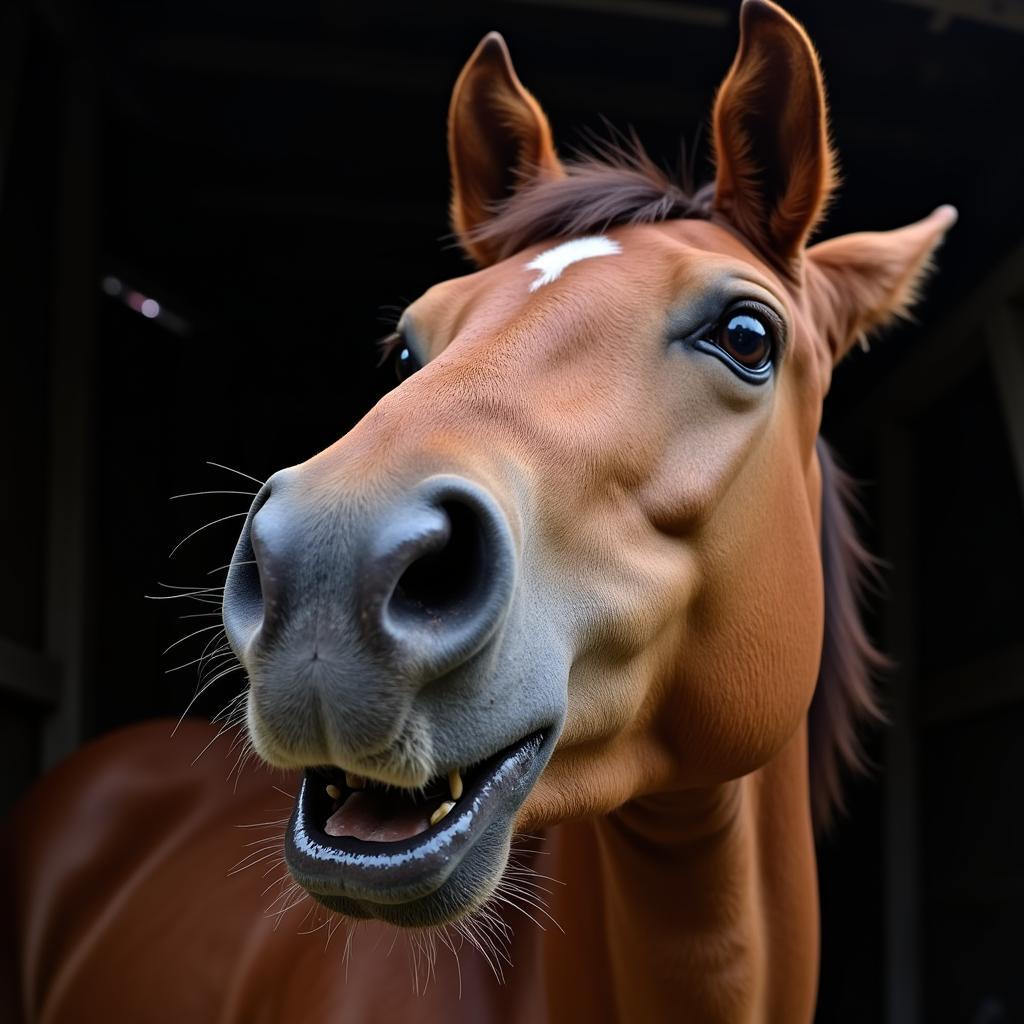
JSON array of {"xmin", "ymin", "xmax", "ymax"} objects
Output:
[{"xmin": 3, "ymin": 3, "xmax": 955, "ymax": 1022}]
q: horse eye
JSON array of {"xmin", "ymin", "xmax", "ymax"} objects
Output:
[
  {"xmin": 394, "ymin": 344, "xmax": 423, "ymax": 382},
  {"xmin": 717, "ymin": 313, "xmax": 771, "ymax": 370}
]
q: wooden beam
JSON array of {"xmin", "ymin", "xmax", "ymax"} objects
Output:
[
  {"xmin": 118, "ymin": 35, "xmax": 452, "ymax": 90},
  {"xmin": 889, "ymin": 0, "xmax": 1024, "ymax": 34},
  {"xmin": 0, "ymin": 3, "xmax": 28, "ymax": 208},
  {"xmin": 505, "ymin": 0, "xmax": 728, "ymax": 29},
  {"xmin": 985, "ymin": 305, "xmax": 1024, "ymax": 505},
  {"xmin": 42, "ymin": 55, "xmax": 98, "ymax": 768},
  {"xmin": 111, "ymin": 33, "xmax": 707, "ymax": 124},
  {"xmin": 879, "ymin": 425, "xmax": 922, "ymax": 1024}
]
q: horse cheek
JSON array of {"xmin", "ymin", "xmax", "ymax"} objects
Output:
[{"xmin": 671, "ymin": 459, "xmax": 824, "ymax": 782}]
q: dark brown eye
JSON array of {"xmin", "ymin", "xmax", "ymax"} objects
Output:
[
  {"xmin": 394, "ymin": 344, "xmax": 422, "ymax": 382},
  {"xmin": 718, "ymin": 312, "xmax": 771, "ymax": 369}
]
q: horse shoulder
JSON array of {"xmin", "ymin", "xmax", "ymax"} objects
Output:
[
  {"xmin": 1, "ymin": 719, "xmax": 296, "ymax": 1022},
  {"xmin": 2, "ymin": 721, "xmax": 536, "ymax": 1023}
]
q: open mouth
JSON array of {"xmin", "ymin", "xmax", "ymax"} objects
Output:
[{"xmin": 283, "ymin": 729, "xmax": 549, "ymax": 925}]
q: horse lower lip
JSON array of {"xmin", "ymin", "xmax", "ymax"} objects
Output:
[{"xmin": 283, "ymin": 731, "xmax": 546, "ymax": 905}]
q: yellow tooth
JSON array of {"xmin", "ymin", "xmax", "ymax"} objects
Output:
[
  {"xmin": 325, "ymin": 784, "xmax": 342, "ymax": 800},
  {"xmin": 346, "ymin": 772, "xmax": 365, "ymax": 790},
  {"xmin": 430, "ymin": 800, "xmax": 456, "ymax": 827},
  {"xmin": 448, "ymin": 769, "xmax": 464, "ymax": 801}
]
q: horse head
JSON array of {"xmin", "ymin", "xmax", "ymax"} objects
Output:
[{"xmin": 222, "ymin": 0, "xmax": 954, "ymax": 929}]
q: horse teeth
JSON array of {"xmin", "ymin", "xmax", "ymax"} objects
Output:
[
  {"xmin": 448, "ymin": 769, "xmax": 463, "ymax": 800},
  {"xmin": 346, "ymin": 772, "xmax": 365, "ymax": 790},
  {"xmin": 430, "ymin": 800, "xmax": 456, "ymax": 827},
  {"xmin": 325, "ymin": 784, "xmax": 342, "ymax": 800}
]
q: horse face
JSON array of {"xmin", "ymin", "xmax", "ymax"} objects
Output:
[
  {"xmin": 222, "ymin": 0, "xmax": 954, "ymax": 927},
  {"xmin": 387, "ymin": 218, "xmax": 831, "ymax": 810}
]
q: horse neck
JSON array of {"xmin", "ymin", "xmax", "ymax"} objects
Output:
[{"xmin": 544, "ymin": 722, "xmax": 819, "ymax": 1024}]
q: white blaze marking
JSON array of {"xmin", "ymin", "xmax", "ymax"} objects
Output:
[{"xmin": 525, "ymin": 235, "xmax": 622, "ymax": 291}]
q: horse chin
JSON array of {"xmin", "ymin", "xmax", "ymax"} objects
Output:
[{"xmin": 282, "ymin": 728, "xmax": 557, "ymax": 928}]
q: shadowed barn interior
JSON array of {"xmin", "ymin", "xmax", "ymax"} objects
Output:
[{"xmin": 2, "ymin": 1, "xmax": 1023, "ymax": 1021}]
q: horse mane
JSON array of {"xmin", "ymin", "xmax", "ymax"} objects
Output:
[
  {"xmin": 468, "ymin": 132, "xmax": 714, "ymax": 261},
  {"xmin": 811, "ymin": 438, "xmax": 887, "ymax": 834}
]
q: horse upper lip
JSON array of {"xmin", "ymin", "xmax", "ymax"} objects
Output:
[{"xmin": 327, "ymin": 768, "xmax": 461, "ymax": 800}]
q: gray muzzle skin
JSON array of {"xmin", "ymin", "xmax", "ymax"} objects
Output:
[
  {"xmin": 223, "ymin": 467, "xmax": 562, "ymax": 776},
  {"xmin": 222, "ymin": 463, "xmax": 570, "ymax": 926}
]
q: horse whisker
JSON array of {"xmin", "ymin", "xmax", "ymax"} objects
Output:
[
  {"xmin": 205, "ymin": 460, "xmax": 266, "ymax": 488},
  {"xmin": 170, "ymin": 489, "xmax": 258, "ymax": 500},
  {"xmin": 168, "ymin": 513, "xmax": 249, "ymax": 559},
  {"xmin": 206, "ymin": 559, "xmax": 256, "ymax": 575},
  {"xmin": 161, "ymin": 622, "xmax": 225, "ymax": 656},
  {"xmin": 166, "ymin": 647, "xmax": 233, "ymax": 676}
]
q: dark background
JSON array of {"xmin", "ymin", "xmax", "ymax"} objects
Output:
[{"xmin": 2, "ymin": 1, "xmax": 1023, "ymax": 1022}]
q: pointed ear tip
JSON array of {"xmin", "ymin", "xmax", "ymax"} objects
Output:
[
  {"xmin": 740, "ymin": 0, "xmax": 797, "ymax": 28},
  {"xmin": 736, "ymin": 0, "xmax": 817, "ymax": 61},
  {"xmin": 475, "ymin": 31, "xmax": 511, "ymax": 60},
  {"xmin": 932, "ymin": 203, "xmax": 958, "ymax": 229},
  {"xmin": 741, "ymin": 0, "xmax": 783, "ymax": 16}
]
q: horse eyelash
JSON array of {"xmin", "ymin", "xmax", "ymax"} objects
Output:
[
  {"xmin": 375, "ymin": 299, "xmax": 407, "ymax": 365},
  {"xmin": 377, "ymin": 330, "xmax": 403, "ymax": 367}
]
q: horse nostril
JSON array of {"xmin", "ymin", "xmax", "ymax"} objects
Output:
[
  {"xmin": 224, "ymin": 471, "xmax": 517, "ymax": 684},
  {"xmin": 371, "ymin": 478, "xmax": 517, "ymax": 677},
  {"xmin": 389, "ymin": 501, "xmax": 487, "ymax": 624},
  {"xmin": 222, "ymin": 478, "xmax": 274, "ymax": 657}
]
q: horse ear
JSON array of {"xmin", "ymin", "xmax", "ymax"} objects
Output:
[
  {"xmin": 806, "ymin": 205, "xmax": 958, "ymax": 364},
  {"xmin": 448, "ymin": 32, "xmax": 564, "ymax": 267},
  {"xmin": 712, "ymin": 0, "xmax": 836, "ymax": 274}
]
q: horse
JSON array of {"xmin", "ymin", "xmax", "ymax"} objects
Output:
[{"xmin": 2, "ymin": 2, "xmax": 955, "ymax": 1020}]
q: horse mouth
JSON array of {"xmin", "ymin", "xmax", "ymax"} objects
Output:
[{"xmin": 283, "ymin": 729, "xmax": 550, "ymax": 925}]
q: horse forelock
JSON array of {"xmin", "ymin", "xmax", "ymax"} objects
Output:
[
  {"xmin": 467, "ymin": 132, "xmax": 715, "ymax": 262},
  {"xmin": 810, "ymin": 437, "xmax": 888, "ymax": 835}
]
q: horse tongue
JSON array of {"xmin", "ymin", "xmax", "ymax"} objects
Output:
[{"xmin": 325, "ymin": 789, "xmax": 432, "ymax": 843}]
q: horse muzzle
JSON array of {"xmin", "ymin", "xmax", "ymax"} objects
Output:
[
  {"xmin": 224, "ymin": 469, "xmax": 519, "ymax": 761},
  {"xmin": 221, "ymin": 460, "xmax": 566, "ymax": 924}
]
